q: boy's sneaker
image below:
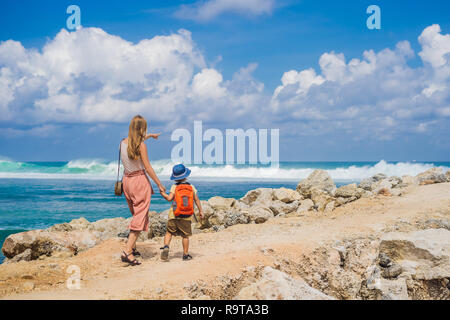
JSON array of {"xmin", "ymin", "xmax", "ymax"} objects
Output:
[
  {"xmin": 183, "ymin": 254, "xmax": 193, "ymax": 261},
  {"xmin": 160, "ymin": 245, "xmax": 169, "ymax": 261}
]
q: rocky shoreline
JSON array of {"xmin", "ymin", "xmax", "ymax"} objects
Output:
[
  {"xmin": 1, "ymin": 167, "xmax": 449, "ymax": 300},
  {"xmin": 2, "ymin": 167, "xmax": 449, "ymax": 265}
]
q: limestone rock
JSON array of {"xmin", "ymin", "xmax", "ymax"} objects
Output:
[
  {"xmin": 147, "ymin": 211, "xmax": 168, "ymax": 238},
  {"xmin": 415, "ymin": 168, "xmax": 446, "ymax": 185},
  {"xmin": 401, "ymin": 175, "xmax": 417, "ymax": 186},
  {"xmin": 380, "ymin": 229, "xmax": 450, "ymax": 282},
  {"xmin": 208, "ymin": 210, "xmax": 249, "ymax": 227},
  {"xmin": 310, "ymin": 187, "xmax": 334, "ymax": 212},
  {"xmin": 366, "ymin": 267, "xmax": 409, "ymax": 300},
  {"xmin": 324, "ymin": 201, "xmax": 335, "ymax": 213},
  {"xmin": 3, "ymin": 248, "xmax": 32, "ymax": 264},
  {"xmin": 48, "ymin": 217, "xmax": 91, "ymax": 232},
  {"xmin": 334, "ymin": 184, "xmax": 362, "ymax": 198},
  {"xmin": 296, "ymin": 170, "xmax": 336, "ymax": 197},
  {"xmin": 419, "ymin": 219, "xmax": 450, "ymax": 231},
  {"xmin": 240, "ymin": 188, "xmax": 274, "ymax": 207},
  {"xmin": 273, "ymin": 188, "xmax": 302, "ymax": 203},
  {"xmin": 247, "ymin": 206, "xmax": 274, "ymax": 224},
  {"xmin": 378, "ymin": 253, "xmax": 392, "ymax": 268},
  {"xmin": 208, "ymin": 196, "xmax": 236, "ymax": 211},
  {"xmin": 372, "ymin": 177, "xmax": 401, "ymax": 195},
  {"xmin": 358, "ymin": 174, "xmax": 388, "ymax": 191},
  {"xmin": 1, "ymin": 229, "xmax": 99, "ymax": 260},
  {"xmin": 382, "ymin": 264, "xmax": 403, "ymax": 279},
  {"xmin": 269, "ymin": 200, "xmax": 300, "ymax": 216},
  {"xmin": 446, "ymin": 170, "xmax": 450, "ymax": 182},
  {"xmin": 235, "ymin": 267, "xmax": 335, "ymax": 300},
  {"xmin": 335, "ymin": 196, "xmax": 357, "ymax": 206},
  {"xmin": 90, "ymin": 217, "xmax": 129, "ymax": 240},
  {"xmin": 297, "ymin": 199, "xmax": 314, "ymax": 213}
]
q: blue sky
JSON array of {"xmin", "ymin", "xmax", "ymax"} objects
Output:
[{"xmin": 0, "ymin": 0, "xmax": 449, "ymax": 161}]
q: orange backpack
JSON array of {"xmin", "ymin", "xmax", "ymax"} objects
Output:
[{"xmin": 173, "ymin": 183, "xmax": 195, "ymax": 217}]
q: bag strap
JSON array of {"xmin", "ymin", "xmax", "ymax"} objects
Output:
[{"xmin": 117, "ymin": 139, "xmax": 124, "ymax": 182}]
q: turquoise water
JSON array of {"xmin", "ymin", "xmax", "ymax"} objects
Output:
[{"xmin": 1, "ymin": 160, "xmax": 449, "ymax": 263}]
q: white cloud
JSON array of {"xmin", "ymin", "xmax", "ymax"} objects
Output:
[
  {"xmin": 270, "ymin": 25, "xmax": 450, "ymax": 140},
  {"xmin": 0, "ymin": 27, "xmax": 266, "ymax": 129},
  {"xmin": 0, "ymin": 24, "xmax": 449, "ymax": 145},
  {"xmin": 419, "ymin": 24, "xmax": 450, "ymax": 68},
  {"xmin": 0, "ymin": 124, "xmax": 59, "ymax": 138},
  {"xmin": 174, "ymin": 0, "xmax": 275, "ymax": 22},
  {"xmin": 192, "ymin": 68, "xmax": 226, "ymax": 99}
]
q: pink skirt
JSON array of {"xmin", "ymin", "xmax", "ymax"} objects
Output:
[{"xmin": 123, "ymin": 170, "xmax": 154, "ymax": 232}]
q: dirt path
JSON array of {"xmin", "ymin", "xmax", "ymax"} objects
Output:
[{"xmin": 1, "ymin": 183, "xmax": 449, "ymax": 300}]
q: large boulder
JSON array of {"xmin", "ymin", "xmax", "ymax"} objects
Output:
[
  {"xmin": 235, "ymin": 267, "xmax": 335, "ymax": 300},
  {"xmin": 401, "ymin": 175, "xmax": 417, "ymax": 186},
  {"xmin": 358, "ymin": 173, "xmax": 388, "ymax": 191},
  {"xmin": 48, "ymin": 217, "xmax": 91, "ymax": 232},
  {"xmin": 207, "ymin": 196, "xmax": 236, "ymax": 211},
  {"xmin": 334, "ymin": 184, "xmax": 364, "ymax": 199},
  {"xmin": 1, "ymin": 229, "xmax": 99, "ymax": 260},
  {"xmin": 380, "ymin": 229, "xmax": 450, "ymax": 266},
  {"xmin": 297, "ymin": 199, "xmax": 314, "ymax": 213},
  {"xmin": 379, "ymin": 229, "xmax": 450, "ymax": 299},
  {"xmin": 208, "ymin": 209, "xmax": 249, "ymax": 228},
  {"xmin": 147, "ymin": 211, "xmax": 168, "ymax": 238},
  {"xmin": 240, "ymin": 188, "xmax": 274, "ymax": 207},
  {"xmin": 269, "ymin": 200, "xmax": 300, "ymax": 216},
  {"xmin": 415, "ymin": 168, "xmax": 446, "ymax": 185},
  {"xmin": 246, "ymin": 206, "xmax": 274, "ymax": 224},
  {"xmin": 446, "ymin": 170, "xmax": 450, "ymax": 182},
  {"xmin": 364, "ymin": 228, "xmax": 450, "ymax": 300},
  {"xmin": 310, "ymin": 187, "xmax": 334, "ymax": 212},
  {"xmin": 296, "ymin": 170, "xmax": 336, "ymax": 197},
  {"xmin": 90, "ymin": 217, "xmax": 129, "ymax": 240},
  {"xmin": 359, "ymin": 175, "xmax": 403, "ymax": 195},
  {"xmin": 273, "ymin": 188, "xmax": 302, "ymax": 203}
]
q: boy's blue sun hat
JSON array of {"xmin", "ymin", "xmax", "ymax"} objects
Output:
[{"xmin": 170, "ymin": 163, "xmax": 191, "ymax": 181}]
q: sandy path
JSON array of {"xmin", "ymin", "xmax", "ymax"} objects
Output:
[{"xmin": 1, "ymin": 183, "xmax": 449, "ymax": 300}]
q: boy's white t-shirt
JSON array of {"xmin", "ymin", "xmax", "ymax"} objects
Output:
[{"xmin": 167, "ymin": 183, "xmax": 198, "ymax": 220}]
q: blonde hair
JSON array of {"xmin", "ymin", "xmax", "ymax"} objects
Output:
[{"xmin": 127, "ymin": 115, "xmax": 147, "ymax": 160}]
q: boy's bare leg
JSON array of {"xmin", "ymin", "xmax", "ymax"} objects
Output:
[
  {"xmin": 182, "ymin": 237, "xmax": 189, "ymax": 255},
  {"xmin": 164, "ymin": 232, "xmax": 172, "ymax": 247},
  {"xmin": 161, "ymin": 232, "xmax": 172, "ymax": 261}
]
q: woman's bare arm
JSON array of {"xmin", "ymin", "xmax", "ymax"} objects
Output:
[
  {"xmin": 144, "ymin": 133, "xmax": 161, "ymax": 141},
  {"xmin": 139, "ymin": 142, "xmax": 166, "ymax": 193}
]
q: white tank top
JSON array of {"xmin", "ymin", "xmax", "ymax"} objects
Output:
[{"xmin": 120, "ymin": 140, "xmax": 145, "ymax": 174}]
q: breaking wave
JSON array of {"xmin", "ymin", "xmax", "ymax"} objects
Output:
[{"xmin": 0, "ymin": 159, "xmax": 448, "ymax": 182}]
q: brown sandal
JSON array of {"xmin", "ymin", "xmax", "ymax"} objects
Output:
[{"xmin": 121, "ymin": 251, "xmax": 141, "ymax": 266}]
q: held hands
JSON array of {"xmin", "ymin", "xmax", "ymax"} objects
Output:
[{"xmin": 157, "ymin": 183, "xmax": 166, "ymax": 194}]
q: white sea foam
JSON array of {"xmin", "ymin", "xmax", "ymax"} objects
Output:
[{"xmin": 0, "ymin": 159, "xmax": 448, "ymax": 182}]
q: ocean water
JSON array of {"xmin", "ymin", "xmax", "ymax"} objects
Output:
[{"xmin": 0, "ymin": 159, "xmax": 449, "ymax": 263}]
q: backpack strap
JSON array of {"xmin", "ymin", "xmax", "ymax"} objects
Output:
[{"xmin": 175, "ymin": 181, "xmax": 191, "ymax": 185}]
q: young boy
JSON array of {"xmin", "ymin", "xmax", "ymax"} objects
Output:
[{"xmin": 159, "ymin": 164, "xmax": 203, "ymax": 261}]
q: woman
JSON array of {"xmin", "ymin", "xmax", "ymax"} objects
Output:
[{"xmin": 120, "ymin": 115, "xmax": 166, "ymax": 266}]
